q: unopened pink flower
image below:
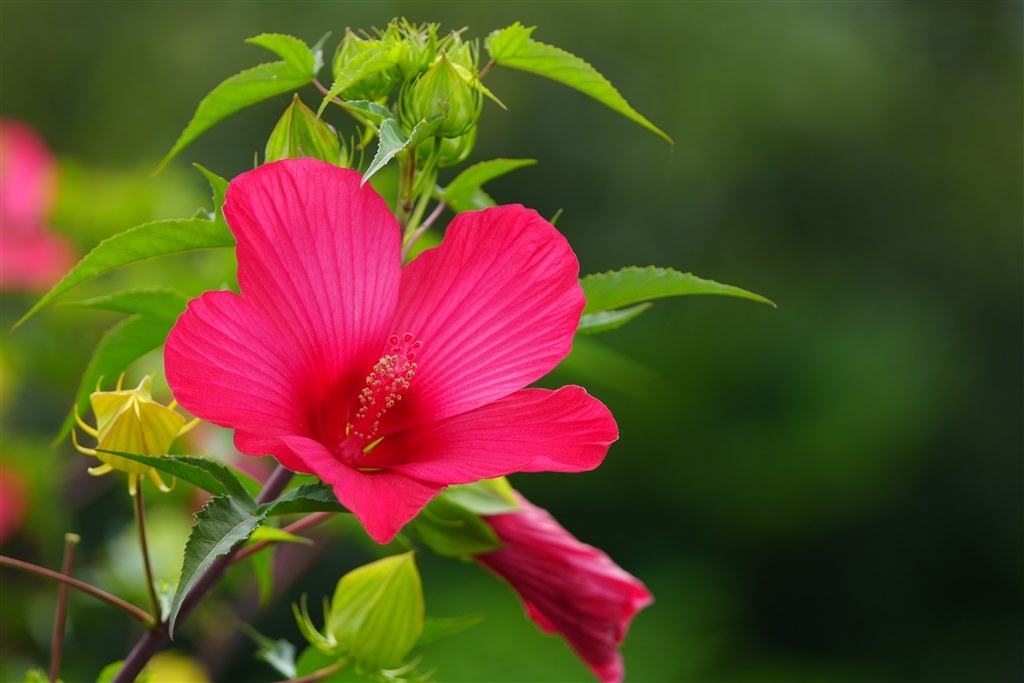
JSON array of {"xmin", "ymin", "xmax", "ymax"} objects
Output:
[
  {"xmin": 165, "ymin": 159, "xmax": 616, "ymax": 543},
  {"xmin": 477, "ymin": 494, "xmax": 652, "ymax": 683},
  {"xmin": 0, "ymin": 119, "xmax": 75, "ymax": 291}
]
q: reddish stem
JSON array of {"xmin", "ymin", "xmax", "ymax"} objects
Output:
[
  {"xmin": 112, "ymin": 465, "xmax": 294, "ymax": 683},
  {"xmin": 0, "ymin": 554, "xmax": 151, "ymax": 625},
  {"xmin": 273, "ymin": 660, "xmax": 345, "ymax": 683},
  {"xmin": 49, "ymin": 533, "xmax": 80, "ymax": 683},
  {"xmin": 233, "ymin": 511, "xmax": 334, "ymax": 564}
]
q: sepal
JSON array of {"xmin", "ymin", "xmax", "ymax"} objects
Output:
[{"xmin": 266, "ymin": 95, "xmax": 346, "ymax": 166}]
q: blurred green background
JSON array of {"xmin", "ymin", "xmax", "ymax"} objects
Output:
[{"xmin": 1, "ymin": 2, "xmax": 1021, "ymax": 682}]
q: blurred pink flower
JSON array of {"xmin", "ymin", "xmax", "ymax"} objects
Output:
[
  {"xmin": 0, "ymin": 119, "xmax": 75, "ymax": 291},
  {"xmin": 165, "ymin": 159, "xmax": 617, "ymax": 544},
  {"xmin": 0, "ymin": 465, "xmax": 27, "ymax": 543},
  {"xmin": 477, "ymin": 494, "xmax": 653, "ymax": 683}
]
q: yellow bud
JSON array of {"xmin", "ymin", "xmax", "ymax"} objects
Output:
[{"xmin": 73, "ymin": 375, "xmax": 198, "ymax": 495}]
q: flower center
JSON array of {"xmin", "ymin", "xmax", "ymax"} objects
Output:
[{"xmin": 337, "ymin": 332, "xmax": 421, "ymax": 464}]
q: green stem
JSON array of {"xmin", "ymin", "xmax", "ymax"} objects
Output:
[
  {"xmin": 396, "ymin": 150, "xmax": 418, "ymax": 231},
  {"xmin": 0, "ymin": 554, "xmax": 152, "ymax": 626},
  {"xmin": 133, "ymin": 477, "xmax": 161, "ymax": 619},
  {"xmin": 403, "ymin": 200, "xmax": 448, "ymax": 260},
  {"xmin": 112, "ymin": 465, "xmax": 294, "ymax": 683},
  {"xmin": 405, "ymin": 178, "xmax": 435, "ymax": 233},
  {"xmin": 49, "ymin": 533, "xmax": 80, "ymax": 683}
]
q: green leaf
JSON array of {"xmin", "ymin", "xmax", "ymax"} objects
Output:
[
  {"xmin": 248, "ymin": 525, "xmax": 314, "ymax": 546},
  {"xmin": 339, "ymin": 99, "xmax": 393, "ymax": 121},
  {"xmin": 486, "ymin": 23, "xmax": 672, "ymax": 144},
  {"xmin": 578, "ymin": 302, "xmax": 652, "ymax": 335},
  {"xmin": 241, "ymin": 623, "xmax": 298, "ymax": 678},
  {"xmin": 446, "ymin": 186, "xmax": 495, "ymax": 214},
  {"xmin": 157, "ymin": 33, "xmax": 316, "ymax": 172},
  {"xmin": 170, "ymin": 496, "xmax": 267, "ymax": 635},
  {"xmin": 13, "ymin": 217, "xmax": 233, "ymax": 330},
  {"xmin": 442, "ymin": 478, "xmax": 519, "ymax": 515},
  {"xmin": 329, "ymin": 552, "xmax": 424, "ymax": 667},
  {"xmin": 251, "ymin": 547, "xmax": 274, "ymax": 607},
  {"xmin": 155, "ymin": 581, "xmax": 174, "ymax": 623},
  {"xmin": 265, "ymin": 95, "xmax": 343, "ymax": 164},
  {"xmin": 262, "ymin": 482, "xmax": 347, "ymax": 516},
  {"xmin": 317, "ymin": 43, "xmax": 400, "ymax": 116},
  {"xmin": 192, "ymin": 164, "xmax": 229, "ymax": 220},
  {"xmin": 581, "ymin": 266, "xmax": 775, "ymax": 316},
  {"xmin": 25, "ymin": 670, "xmax": 53, "ymax": 683},
  {"xmin": 440, "ymin": 158, "xmax": 536, "ymax": 208},
  {"xmin": 59, "ymin": 287, "xmax": 190, "ymax": 321},
  {"xmin": 415, "ymin": 614, "xmax": 485, "ymax": 647},
  {"xmin": 95, "ymin": 662, "xmax": 150, "ymax": 683},
  {"xmin": 410, "ymin": 496, "xmax": 502, "ymax": 559},
  {"xmin": 362, "ymin": 115, "xmax": 444, "ymax": 184},
  {"xmin": 97, "ymin": 453, "xmax": 257, "ymax": 509},
  {"xmin": 96, "ymin": 662, "xmax": 121, "ymax": 683},
  {"xmin": 58, "ymin": 313, "xmax": 178, "ymax": 442}
]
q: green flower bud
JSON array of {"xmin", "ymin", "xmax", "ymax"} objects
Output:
[
  {"xmin": 293, "ymin": 553, "xmax": 424, "ymax": 669},
  {"xmin": 331, "ymin": 28, "xmax": 399, "ymax": 102},
  {"xmin": 444, "ymin": 31, "xmax": 477, "ymax": 73},
  {"xmin": 437, "ymin": 126, "xmax": 476, "ymax": 168},
  {"xmin": 394, "ymin": 19, "xmax": 439, "ymax": 78},
  {"xmin": 401, "ymin": 52, "xmax": 482, "ymax": 139}
]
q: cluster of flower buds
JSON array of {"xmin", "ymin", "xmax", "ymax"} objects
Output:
[{"xmin": 331, "ymin": 20, "xmax": 485, "ymax": 167}]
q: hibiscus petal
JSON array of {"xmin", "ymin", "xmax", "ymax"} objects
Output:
[
  {"xmin": 389, "ymin": 206, "xmax": 585, "ymax": 429},
  {"xmin": 0, "ymin": 119, "xmax": 56, "ymax": 226},
  {"xmin": 372, "ymin": 386, "xmax": 617, "ymax": 483},
  {"xmin": 164, "ymin": 290, "xmax": 311, "ymax": 472},
  {"xmin": 0, "ymin": 229, "xmax": 76, "ymax": 292},
  {"xmin": 478, "ymin": 494, "xmax": 653, "ymax": 683},
  {"xmin": 224, "ymin": 159, "xmax": 402, "ymax": 408},
  {"xmin": 281, "ymin": 436, "xmax": 444, "ymax": 544}
]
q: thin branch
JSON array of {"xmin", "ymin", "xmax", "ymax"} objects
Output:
[
  {"xmin": 113, "ymin": 465, "xmax": 294, "ymax": 683},
  {"xmin": 233, "ymin": 511, "xmax": 334, "ymax": 564},
  {"xmin": 1, "ymin": 555, "xmax": 152, "ymax": 626},
  {"xmin": 134, "ymin": 478, "xmax": 161, "ymax": 619},
  {"xmin": 402, "ymin": 201, "xmax": 447, "ymax": 260},
  {"xmin": 312, "ymin": 78, "xmax": 345, "ymax": 107},
  {"xmin": 312, "ymin": 79, "xmax": 377, "ymax": 132},
  {"xmin": 273, "ymin": 660, "xmax": 345, "ymax": 683},
  {"xmin": 478, "ymin": 58, "xmax": 496, "ymax": 80},
  {"xmin": 49, "ymin": 533, "xmax": 80, "ymax": 683}
]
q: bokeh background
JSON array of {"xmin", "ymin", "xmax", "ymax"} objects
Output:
[{"xmin": 2, "ymin": 2, "xmax": 1021, "ymax": 682}]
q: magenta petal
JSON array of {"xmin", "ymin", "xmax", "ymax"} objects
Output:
[
  {"xmin": 389, "ymin": 206, "xmax": 585, "ymax": 429},
  {"xmin": 0, "ymin": 119, "xmax": 56, "ymax": 227},
  {"xmin": 478, "ymin": 495, "xmax": 653, "ymax": 683},
  {"xmin": 281, "ymin": 436, "xmax": 444, "ymax": 544},
  {"xmin": 225, "ymin": 159, "xmax": 402, "ymax": 406},
  {"xmin": 0, "ymin": 230, "xmax": 76, "ymax": 292},
  {"xmin": 165, "ymin": 290, "xmax": 311, "ymax": 472},
  {"xmin": 373, "ymin": 386, "xmax": 617, "ymax": 484}
]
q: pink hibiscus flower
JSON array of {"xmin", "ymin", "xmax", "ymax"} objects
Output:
[
  {"xmin": 165, "ymin": 158, "xmax": 617, "ymax": 543},
  {"xmin": 478, "ymin": 493, "xmax": 652, "ymax": 683},
  {"xmin": 0, "ymin": 119, "xmax": 75, "ymax": 291}
]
